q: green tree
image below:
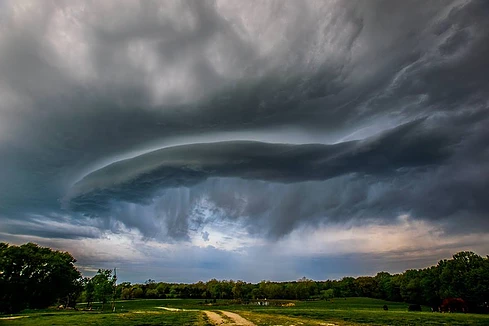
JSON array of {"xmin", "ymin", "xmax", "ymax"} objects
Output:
[
  {"xmin": 354, "ymin": 276, "xmax": 378, "ymax": 297},
  {"xmin": 206, "ymin": 279, "xmax": 222, "ymax": 299},
  {"xmin": 156, "ymin": 283, "xmax": 168, "ymax": 298},
  {"xmin": 0, "ymin": 242, "xmax": 82, "ymax": 313},
  {"xmin": 82, "ymin": 277, "xmax": 95, "ymax": 307},
  {"xmin": 115, "ymin": 282, "xmax": 131, "ymax": 299},
  {"xmin": 232, "ymin": 280, "xmax": 244, "ymax": 300},
  {"xmin": 420, "ymin": 267, "xmax": 440, "ymax": 307},
  {"xmin": 121, "ymin": 287, "xmax": 132, "ymax": 300},
  {"xmin": 400, "ymin": 270, "xmax": 423, "ymax": 303},
  {"xmin": 320, "ymin": 288, "xmax": 334, "ymax": 299},
  {"xmin": 131, "ymin": 286, "xmax": 144, "ymax": 298},
  {"xmin": 374, "ymin": 272, "xmax": 392, "ymax": 299},
  {"xmin": 439, "ymin": 251, "xmax": 488, "ymax": 310},
  {"xmin": 335, "ymin": 277, "xmax": 356, "ymax": 297},
  {"xmin": 91, "ymin": 269, "xmax": 116, "ymax": 310}
]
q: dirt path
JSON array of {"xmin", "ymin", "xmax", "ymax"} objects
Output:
[
  {"xmin": 158, "ymin": 307, "xmax": 183, "ymax": 311},
  {"xmin": 203, "ymin": 310, "xmax": 256, "ymax": 326},
  {"xmin": 0, "ymin": 316, "xmax": 29, "ymax": 320},
  {"xmin": 156, "ymin": 306, "xmax": 198, "ymax": 312},
  {"xmin": 203, "ymin": 311, "xmax": 228, "ymax": 325},
  {"xmin": 219, "ymin": 311, "xmax": 256, "ymax": 326}
]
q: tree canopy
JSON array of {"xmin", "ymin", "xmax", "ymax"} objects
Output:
[{"xmin": 0, "ymin": 242, "xmax": 82, "ymax": 313}]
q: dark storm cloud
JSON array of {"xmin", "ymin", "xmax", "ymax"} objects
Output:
[
  {"xmin": 68, "ymin": 118, "xmax": 454, "ymax": 212},
  {"xmin": 66, "ymin": 107, "xmax": 489, "ymax": 240},
  {"xmin": 0, "ymin": 0, "xmax": 488, "ymax": 250}
]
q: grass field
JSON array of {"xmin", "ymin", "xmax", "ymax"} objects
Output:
[{"xmin": 2, "ymin": 298, "xmax": 489, "ymax": 326}]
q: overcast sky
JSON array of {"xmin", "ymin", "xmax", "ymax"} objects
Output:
[{"xmin": 1, "ymin": 0, "xmax": 488, "ymax": 283}]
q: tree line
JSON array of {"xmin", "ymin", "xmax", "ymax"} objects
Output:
[
  {"xmin": 1, "ymin": 242, "xmax": 488, "ymax": 314},
  {"xmin": 82, "ymin": 251, "xmax": 489, "ymax": 312}
]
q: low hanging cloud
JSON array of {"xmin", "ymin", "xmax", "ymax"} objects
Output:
[
  {"xmin": 68, "ymin": 119, "xmax": 453, "ymax": 210},
  {"xmin": 63, "ymin": 111, "xmax": 488, "ymax": 241},
  {"xmin": 0, "ymin": 0, "xmax": 489, "ymax": 280}
]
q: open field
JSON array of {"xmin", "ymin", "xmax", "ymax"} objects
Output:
[{"xmin": 2, "ymin": 298, "xmax": 489, "ymax": 326}]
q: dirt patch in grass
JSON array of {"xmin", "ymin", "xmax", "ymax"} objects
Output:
[{"xmin": 0, "ymin": 316, "xmax": 29, "ymax": 320}]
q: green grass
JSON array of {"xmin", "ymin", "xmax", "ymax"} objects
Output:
[
  {"xmin": 1, "ymin": 298, "xmax": 488, "ymax": 326},
  {"xmin": 237, "ymin": 298, "xmax": 489, "ymax": 326},
  {"xmin": 0, "ymin": 311, "xmax": 203, "ymax": 326},
  {"xmin": 0, "ymin": 300, "xmax": 208, "ymax": 326}
]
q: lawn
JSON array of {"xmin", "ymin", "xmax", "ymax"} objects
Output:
[
  {"xmin": 237, "ymin": 298, "xmax": 489, "ymax": 326},
  {"xmin": 1, "ymin": 298, "xmax": 489, "ymax": 326},
  {"xmin": 0, "ymin": 300, "xmax": 208, "ymax": 326}
]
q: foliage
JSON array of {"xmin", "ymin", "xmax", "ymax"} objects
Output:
[
  {"xmin": 83, "ymin": 251, "xmax": 489, "ymax": 314},
  {"xmin": 0, "ymin": 242, "xmax": 82, "ymax": 313},
  {"xmin": 81, "ymin": 269, "xmax": 116, "ymax": 310}
]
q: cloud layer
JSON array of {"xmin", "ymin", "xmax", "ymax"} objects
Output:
[{"xmin": 1, "ymin": 0, "xmax": 488, "ymax": 281}]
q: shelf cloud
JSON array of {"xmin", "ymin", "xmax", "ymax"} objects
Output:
[{"xmin": 1, "ymin": 0, "xmax": 488, "ymax": 281}]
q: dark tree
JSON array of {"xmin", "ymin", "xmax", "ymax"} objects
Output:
[{"xmin": 0, "ymin": 242, "xmax": 82, "ymax": 313}]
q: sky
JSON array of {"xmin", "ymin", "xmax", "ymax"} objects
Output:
[{"xmin": 0, "ymin": 0, "xmax": 488, "ymax": 283}]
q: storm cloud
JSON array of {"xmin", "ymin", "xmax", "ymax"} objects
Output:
[{"xmin": 1, "ymin": 0, "xmax": 488, "ymax": 281}]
